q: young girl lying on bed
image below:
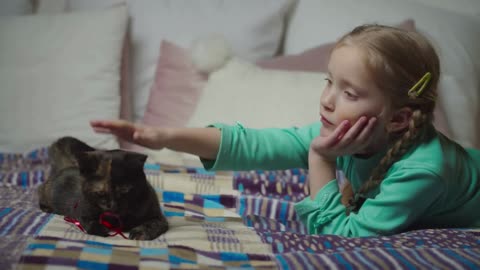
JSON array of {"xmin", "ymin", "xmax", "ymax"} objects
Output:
[{"xmin": 91, "ymin": 24, "xmax": 480, "ymax": 237}]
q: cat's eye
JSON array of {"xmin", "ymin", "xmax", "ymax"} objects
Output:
[
  {"xmin": 116, "ymin": 186, "xmax": 132, "ymax": 193},
  {"xmin": 96, "ymin": 191, "xmax": 107, "ymax": 197}
]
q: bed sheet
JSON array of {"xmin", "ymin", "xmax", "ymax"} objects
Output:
[{"xmin": 1, "ymin": 148, "xmax": 479, "ymax": 269}]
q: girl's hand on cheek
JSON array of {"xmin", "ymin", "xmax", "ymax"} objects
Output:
[{"xmin": 310, "ymin": 116, "xmax": 377, "ymax": 161}]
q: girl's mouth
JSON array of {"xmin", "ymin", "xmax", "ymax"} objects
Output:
[{"xmin": 320, "ymin": 114, "xmax": 334, "ymax": 126}]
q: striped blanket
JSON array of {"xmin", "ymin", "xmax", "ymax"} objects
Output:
[{"xmin": 1, "ymin": 149, "xmax": 479, "ymax": 269}]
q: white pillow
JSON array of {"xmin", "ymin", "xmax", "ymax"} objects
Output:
[
  {"xmin": 0, "ymin": 1, "xmax": 33, "ymax": 15},
  {"xmin": 410, "ymin": 0, "xmax": 480, "ymax": 17},
  {"xmin": 63, "ymin": 0, "xmax": 296, "ymax": 121},
  {"xmin": 0, "ymin": 5, "xmax": 128, "ymax": 152},
  {"xmin": 147, "ymin": 58, "xmax": 327, "ymax": 166},
  {"xmin": 188, "ymin": 59, "xmax": 326, "ymax": 129},
  {"xmin": 285, "ymin": 0, "xmax": 480, "ymax": 148}
]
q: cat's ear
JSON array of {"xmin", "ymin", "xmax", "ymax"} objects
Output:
[
  {"xmin": 124, "ymin": 152, "xmax": 147, "ymax": 169},
  {"xmin": 77, "ymin": 151, "xmax": 101, "ymax": 176}
]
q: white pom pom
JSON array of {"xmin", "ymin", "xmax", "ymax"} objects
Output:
[{"xmin": 190, "ymin": 34, "xmax": 232, "ymax": 73}]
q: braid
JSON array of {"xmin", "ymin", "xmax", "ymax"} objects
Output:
[{"xmin": 344, "ymin": 109, "xmax": 431, "ymax": 215}]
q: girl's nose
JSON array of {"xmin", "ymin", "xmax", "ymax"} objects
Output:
[{"xmin": 320, "ymin": 88, "xmax": 335, "ymax": 112}]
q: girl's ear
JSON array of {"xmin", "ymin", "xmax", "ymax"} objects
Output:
[{"xmin": 387, "ymin": 107, "xmax": 413, "ymax": 133}]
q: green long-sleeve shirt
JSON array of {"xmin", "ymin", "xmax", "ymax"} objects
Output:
[{"xmin": 201, "ymin": 122, "xmax": 480, "ymax": 237}]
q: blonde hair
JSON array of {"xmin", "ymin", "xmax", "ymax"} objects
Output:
[{"xmin": 335, "ymin": 24, "xmax": 441, "ymax": 214}]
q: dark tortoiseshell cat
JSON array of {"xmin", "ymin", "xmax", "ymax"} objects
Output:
[{"xmin": 38, "ymin": 136, "xmax": 168, "ymax": 240}]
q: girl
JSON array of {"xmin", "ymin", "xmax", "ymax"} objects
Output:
[{"xmin": 91, "ymin": 24, "xmax": 480, "ymax": 237}]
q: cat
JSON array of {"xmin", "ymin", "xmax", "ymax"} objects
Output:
[{"xmin": 38, "ymin": 136, "xmax": 169, "ymax": 240}]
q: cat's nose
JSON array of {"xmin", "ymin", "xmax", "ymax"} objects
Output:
[
  {"xmin": 101, "ymin": 200, "xmax": 113, "ymax": 210},
  {"xmin": 106, "ymin": 201, "xmax": 114, "ymax": 209},
  {"xmin": 107, "ymin": 201, "xmax": 116, "ymax": 210}
]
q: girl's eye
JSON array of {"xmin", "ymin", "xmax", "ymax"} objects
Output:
[
  {"xmin": 324, "ymin": 78, "xmax": 332, "ymax": 84},
  {"xmin": 344, "ymin": 91, "xmax": 358, "ymax": 99}
]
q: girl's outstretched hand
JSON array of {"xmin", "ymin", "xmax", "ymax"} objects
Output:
[
  {"xmin": 310, "ymin": 116, "xmax": 377, "ymax": 161},
  {"xmin": 90, "ymin": 120, "xmax": 169, "ymax": 150}
]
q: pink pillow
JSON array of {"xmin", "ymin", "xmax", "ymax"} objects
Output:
[
  {"xmin": 257, "ymin": 19, "xmax": 416, "ymax": 72},
  {"xmin": 258, "ymin": 42, "xmax": 332, "ymax": 72},
  {"xmin": 142, "ymin": 40, "xmax": 207, "ymax": 128},
  {"xmin": 122, "ymin": 40, "xmax": 207, "ymax": 152},
  {"xmin": 117, "ymin": 31, "xmax": 134, "ymax": 149},
  {"xmin": 119, "ymin": 31, "xmax": 132, "ymax": 122}
]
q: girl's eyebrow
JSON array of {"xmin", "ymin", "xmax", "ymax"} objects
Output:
[
  {"xmin": 329, "ymin": 72, "xmax": 368, "ymax": 94},
  {"xmin": 345, "ymin": 80, "xmax": 367, "ymax": 93}
]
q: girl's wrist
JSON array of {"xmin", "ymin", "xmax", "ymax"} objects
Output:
[
  {"xmin": 309, "ymin": 148, "xmax": 337, "ymax": 164},
  {"xmin": 161, "ymin": 127, "xmax": 176, "ymax": 149},
  {"xmin": 308, "ymin": 149, "xmax": 336, "ymax": 199}
]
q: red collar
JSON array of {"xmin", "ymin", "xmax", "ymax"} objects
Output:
[{"xmin": 63, "ymin": 202, "xmax": 128, "ymax": 239}]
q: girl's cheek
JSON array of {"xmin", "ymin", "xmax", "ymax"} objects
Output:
[{"xmin": 337, "ymin": 112, "xmax": 361, "ymax": 126}]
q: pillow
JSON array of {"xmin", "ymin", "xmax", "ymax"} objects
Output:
[
  {"xmin": 33, "ymin": 0, "xmax": 66, "ymax": 13},
  {"xmin": 124, "ymin": 40, "xmax": 206, "ymax": 155},
  {"xmin": 0, "ymin": 1, "xmax": 33, "ymax": 15},
  {"xmin": 142, "ymin": 41, "xmax": 207, "ymax": 129},
  {"xmin": 284, "ymin": 0, "xmax": 480, "ymax": 148},
  {"xmin": 0, "ymin": 5, "xmax": 128, "ymax": 152},
  {"xmin": 119, "ymin": 31, "xmax": 132, "ymax": 122},
  {"xmin": 409, "ymin": 0, "xmax": 480, "ymax": 17},
  {"xmin": 257, "ymin": 20, "xmax": 415, "ymax": 72},
  {"xmin": 33, "ymin": 2, "xmax": 133, "ymax": 133},
  {"xmin": 63, "ymin": 0, "xmax": 296, "ymax": 122},
  {"xmin": 257, "ymin": 42, "xmax": 332, "ymax": 73},
  {"xmin": 187, "ymin": 59, "xmax": 327, "ymax": 129}
]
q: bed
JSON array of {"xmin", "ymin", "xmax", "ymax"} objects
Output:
[
  {"xmin": 1, "ymin": 0, "xmax": 480, "ymax": 269},
  {"xmin": 2, "ymin": 148, "xmax": 480, "ymax": 269}
]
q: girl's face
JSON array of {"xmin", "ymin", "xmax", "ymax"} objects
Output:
[{"xmin": 320, "ymin": 45, "xmax": 391, "ymax": 151}]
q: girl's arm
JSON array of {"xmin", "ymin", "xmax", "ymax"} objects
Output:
[
  {"xmin": 295, "ymin": 166, "xmax": 442, "ymax": 237},
  {"xmin": 164, "ymin": 127, "xmax": 221, "ymax": 160},
  {"xmin": 91, "ymin": 120, "xmax": 321, "ymax": 171},
  {"xmin": 308, "ymin": 150, "xmax": 336, "ymax": 199},
  {"xmin": 90, "ymin": 120, "xmax": 221, "ymax": 159},
  {"xmin": 201, "ymin": 122, "xmax": 320, "ymax": 171}
]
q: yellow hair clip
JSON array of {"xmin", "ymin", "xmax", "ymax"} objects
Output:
[{"xmin": 408, "ymin": 72, "xmax": 432, "ymax": 98}]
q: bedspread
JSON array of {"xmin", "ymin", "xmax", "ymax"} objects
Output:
[{"xmin": 1, "ymin": 149, "xmax": 479, "ymax": 269}]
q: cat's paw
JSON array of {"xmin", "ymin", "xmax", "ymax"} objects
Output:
[
  {"xmin": 129, "ymin": 225, "xmax": 163, "ymax": 241},
  {"xmin": 85, "ymin": 222, "xmax": 110, "ymax": 237},
  {"xmin": 129, "ymin": 226, "xmax": 149, "ymax": 240},
  {"xmin": 39, "ymin": 203, "xmax": 54, "ymax": 213},
  {"xmin": 129, "ymin": 219, "xmax": 168, "ymax": 240}
]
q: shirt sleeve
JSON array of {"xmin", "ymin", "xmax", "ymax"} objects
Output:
[
  {"xmin": 294, "ymin": 166, "xmax": 443, "ymax": 237},
  {"xmin": 201, "ymin": 122, "xmax": 321, "ymax": 171}
]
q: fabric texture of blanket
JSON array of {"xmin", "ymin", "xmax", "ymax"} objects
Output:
[{"xmin": 1, "ymin": 148, "xmax": 479, "ymax": 269}]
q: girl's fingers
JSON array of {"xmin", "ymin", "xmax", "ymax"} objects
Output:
[
  {"xmin": 337, "ymin": 116, "xmax": 368, "ymax": 146},
  {"xmin": 356, "ymin": 117, "xmax": 377, "ymax": 143},
  {"xmin": 133, "ymin": 131, "xmax": 142, "ymax": 140},
  {"xmin": 91, "ymin": 127, "xmax": 112, "ymax": 134},
  {"xmin": 90, "ymin": 120, "xmax": 115, "ymax": 128},
  {"xmin": 90, "ymin": 120, "xmax": 129, "ymax": 129},
  {"xmin": 325, "ymin": 120, "xmax": 351, "ymax": 147}
]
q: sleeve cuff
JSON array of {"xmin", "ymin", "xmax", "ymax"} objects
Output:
[
  {"xmin": 294, "ymin": 179, "xmax": 339, "ymax": 217},
  {"xmin": 200, "ymin": 123, "xmax": 232, "ymax": 171}
]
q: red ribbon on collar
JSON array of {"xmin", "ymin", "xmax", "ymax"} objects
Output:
[
  {"xmin": 99, "ymin": 211, "xmax": 128, "ymax": 239},
  {"xmin": 64, "ymin": 216, "xmax": 87, "ymax": 233},
  {"xmin": 63, "ymin": 202, "xmax": 127, "ymax": 239}
]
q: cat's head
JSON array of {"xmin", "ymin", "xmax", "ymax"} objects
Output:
[{"xmin": 77, "ymin": 150, "xmax": 148, "ymax": 211}]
